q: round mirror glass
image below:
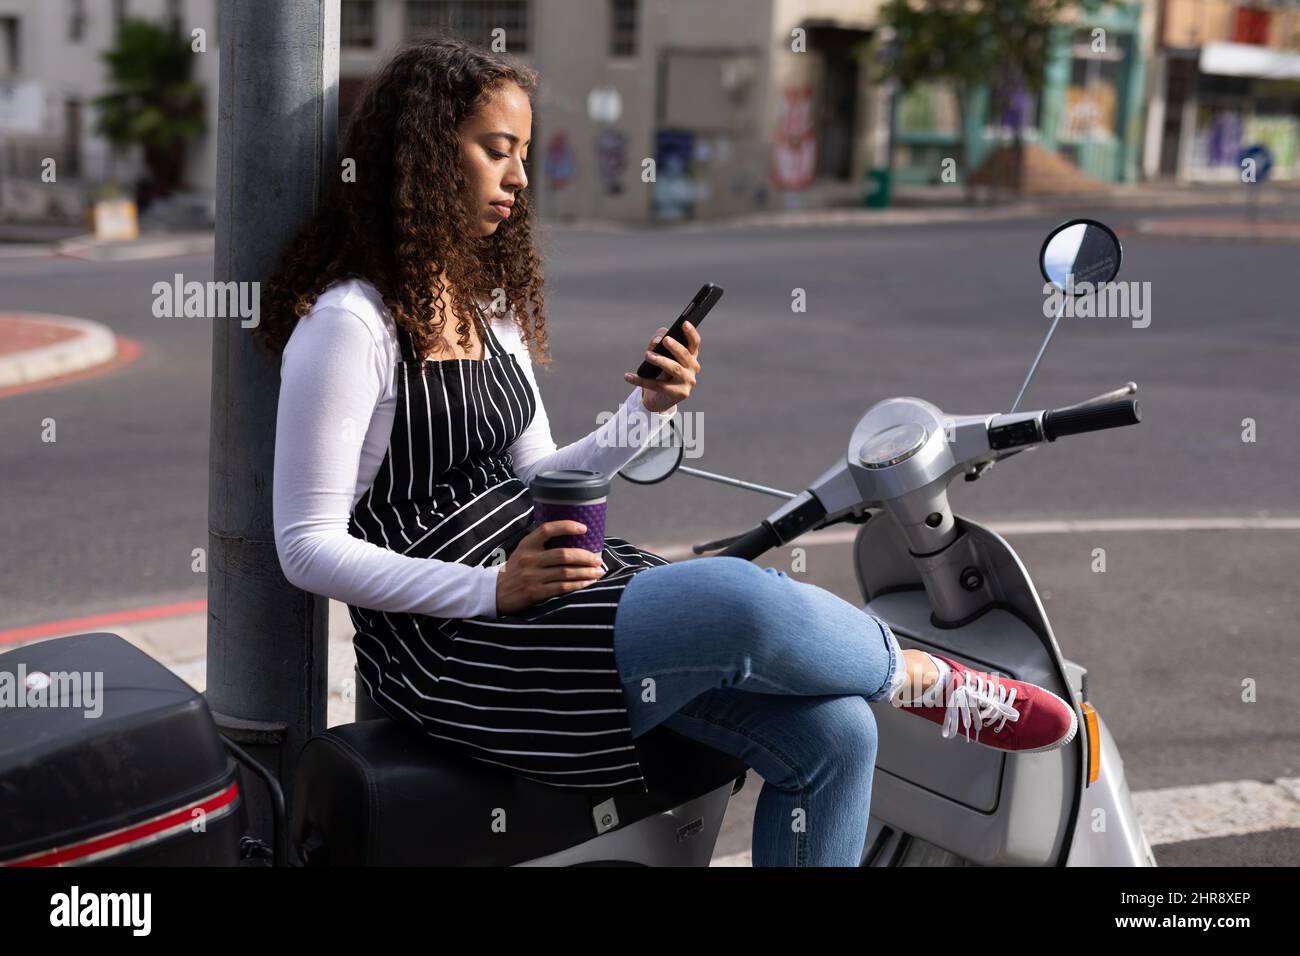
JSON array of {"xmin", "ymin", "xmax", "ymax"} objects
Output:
[
  {"xmin": 1039, "ymin": 218, "xmax": 1122, "ymax": 292},
  {"xmin": 618, "ymin": 418, "xmax": 685, "ymax": 484}
]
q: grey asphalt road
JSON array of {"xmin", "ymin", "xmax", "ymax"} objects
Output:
[{"xmin": 1, "ymin": 206, "xmax": 1297, "ymax": 865}]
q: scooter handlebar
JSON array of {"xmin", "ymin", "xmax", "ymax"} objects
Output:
[
  {"xmin": 1042, "ymin": 398, "xmax": 1142, "ymax": 442},
  {"xmin": 715, "ymin": 492, "xmax": 829, "ymax": 561},
  {"xmin": 715, "ymin": 522, "xmax": 784, "ymax": 560}
]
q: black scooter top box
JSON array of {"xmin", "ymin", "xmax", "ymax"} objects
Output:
[{"xmin": 0, "ymin": 632, "xmax": 243, "ymax": 866}]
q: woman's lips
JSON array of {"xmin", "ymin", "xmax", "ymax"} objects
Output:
[{"xmin": 491, "ymin": 203, "xmax": 511, "ymax": 219}]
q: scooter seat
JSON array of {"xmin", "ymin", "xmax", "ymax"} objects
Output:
[{"xmin": 290, "ymin": 716, "xmax": 748, "ymax": 866}]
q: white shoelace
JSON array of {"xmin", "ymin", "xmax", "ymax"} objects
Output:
[{"xmin": 942, "ymin": 672, "xmax": 1021, "ymax": 743}]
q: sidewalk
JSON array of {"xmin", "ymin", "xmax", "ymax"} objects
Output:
[
  {"xmin": 1135, "ymin": 214, "xmax": 1300, "ymax": 242},
  {"xmin": 0, "ymin": 228, "xmax": 214, "ymax": 262},
  {"xmin": 5, "ymin": 182, "xmax": 1296, "ymax": 252},
  {"xmin": 556, "ymin": 180, "xmax": 1300, "ymax": 233},
  {"xmin": 0, "ymin": 598, "xmax": 363, "ymax": 730}
]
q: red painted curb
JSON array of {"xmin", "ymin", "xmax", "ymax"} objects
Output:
[
  {"xmin": 0, "ymin": 334, "xmax": 143, "ymax": 399},
  {"xmin": 0, "ymin": 598, "xmax": 207, "ymax": 647}
]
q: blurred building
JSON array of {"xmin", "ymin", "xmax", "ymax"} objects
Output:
[
  {"xmin": 13, "ymin": 2, "xmax": 1277, "ymax": 224},
  {"xmin": 0, "ymin": 0, "xmax": 221, "ymax": 224},
  {"xmin": 0, "ymin": 0, "xmax": 895, "ymax": 225},
  {"xmin": 334, "ymin": 0, "xmax": 887, "ymax": 222},
  {"xmin": 1143, "ymin": 0, "xmax": 1300, "ymax": 181},
  {"xmin": 891, "ymin": 1, "xmax": 1156, "ymax": 187}
]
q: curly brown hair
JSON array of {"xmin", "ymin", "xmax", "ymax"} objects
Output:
[{"xmin": 255, "ymin": 33, "xmax": 551, "ymax": 367}]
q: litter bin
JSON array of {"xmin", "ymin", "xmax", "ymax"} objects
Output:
[{"xmin": 864, "ymin": 168, "xmax": 891, "ymax": 209}]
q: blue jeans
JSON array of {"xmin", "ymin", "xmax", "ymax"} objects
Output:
[{"xmin": 611, "ymin": 556, "xmax": 906, "ymax": 867}]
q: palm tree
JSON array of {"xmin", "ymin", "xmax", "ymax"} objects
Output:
[{"xmin": 93, "ymin": 17, "xmax": 206, "ymax": 207}]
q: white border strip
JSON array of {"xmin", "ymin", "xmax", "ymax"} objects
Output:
[{"xmin": 710, "ymin": 776, "xmax": 1300, "ymax": 865}]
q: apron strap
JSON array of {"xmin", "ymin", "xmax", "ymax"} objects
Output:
[
  {"xmin": 393, "ymin": 320, "xmax": 417, "ymax": 363},
  {"xmin": 476, "ymin": 301, "xmax": 508, "ymax": 358}
]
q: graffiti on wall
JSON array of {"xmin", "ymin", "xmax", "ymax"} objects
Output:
[
  {"xmin": 770, "ymin": 86, "xmax": 816, "ymax": 191},
  {"xmin": 652, "ymin": 129, "xmax": 696, "ymax": 219},
  {"xmin": 544, "ymin": 132, "xmax": 576, "ymax": 192},
  {"xmin": 1062, "ymin": 85, "xmax": 1117, "ymax": 141},
  {"xmin": 594, "ymin": 128, "xmax": 628, "ymax": 196}
]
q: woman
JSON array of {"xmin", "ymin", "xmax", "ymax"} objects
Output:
[{"xmin": 259, "ymin": 35, "xmax": 1078, "ymax": 867}]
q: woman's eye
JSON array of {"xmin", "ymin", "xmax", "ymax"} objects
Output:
[{"xmin": 488, "ymin": 149, "xmax": 508, "ymax": 160}]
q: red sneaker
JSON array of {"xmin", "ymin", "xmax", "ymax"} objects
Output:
[{"xmin": 893, "ymin": 653, "xmax": 1078, "ymax": 753}]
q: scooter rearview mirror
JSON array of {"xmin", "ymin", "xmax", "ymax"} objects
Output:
[
  {"xmin": 618, "ymin": 417, "xmax": 685, "ymax": 485},
  {"xmin": 1039, "ymin": 218, "xmax": 1122, "ymax": 292},
  {"xmin": 1012, "ymin": 218, "xmax": 1124, "ymax": 413}
]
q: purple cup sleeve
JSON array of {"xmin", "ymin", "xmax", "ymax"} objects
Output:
[{"xmin": 533, "ymin": 500, "xmax": 606, "ymax": 553}]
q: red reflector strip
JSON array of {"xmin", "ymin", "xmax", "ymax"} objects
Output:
[{"xmin": 2, "ymin": 781, "xmax": 240, "ymax": 867}]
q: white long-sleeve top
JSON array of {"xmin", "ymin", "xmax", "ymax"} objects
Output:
[{"xmin": 272, "ymin": 278, "xmax": 677, "ymax": 621}]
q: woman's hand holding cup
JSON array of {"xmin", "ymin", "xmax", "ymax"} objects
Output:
[{"xmin": 495, "ymin": 520, "xmax": 606, "ymax": 615}]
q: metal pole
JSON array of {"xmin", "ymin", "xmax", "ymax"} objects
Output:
[{"xmin": 209, "ymin": 0, "xmax": 339, "ymax": 863}]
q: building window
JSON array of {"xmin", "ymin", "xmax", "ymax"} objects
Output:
[
  {"xmin": 610, "ymin": 0, "xmax": 637, "ymax": 57},
  {"xmin": 0, "ymin": 16, "xmax": 19, "ymax": 77},
  {"xmin": 65, "ymin": 99, "xmax": 83, "ymax": 178},
  {"xmin": 167, "ymin": 0, "xmax": 183, "ymax": 36},
  {"xmin": 68, "ymin": 0, "xmax": 86, "ymax": 43},
  {"xmin": 113, "ymin": 0, "xmax": 128, "ymax": 36},
  {"xmin": 406, "ymin": 1, "xmax": 529, "ymax": 54},
  {"xmin": 1232, "ymin": 7, "xmax": 1271, "ymax": 46},
  {"xmin": 342, "ymin": 0, "xmax": 376, "ymax": 48}
]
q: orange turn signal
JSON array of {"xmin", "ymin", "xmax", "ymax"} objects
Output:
[{"xmin": 1081, "ymin": 702, "xmax": 1100, "ymax": 785}]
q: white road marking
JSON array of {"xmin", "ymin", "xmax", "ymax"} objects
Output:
[
  {"xmin": 1131, "ymin": 777, "xmax": 1300, "ymax": 847},
  {"xmin": 647, "ymin": 516, "xmax": 1300, "ymax": 561},
  {"xmin": 711, "ymin": 851, "xmax": 753, "ymax": 866}
]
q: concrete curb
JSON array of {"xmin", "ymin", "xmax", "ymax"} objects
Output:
[
  {"xmin": 0, "ymin": 243, "xmax": 55, "ymax": 260},
  {"xmin": 690, "ymin": 190, "xmax": 1300, "ymax": 232},
  {"xmin": 0, "ymin": 313, "xmax": 119, "ymax": 389},
  {"xmin": 55, "ymin": 231, "xmax": 215, "ymax": 262}
]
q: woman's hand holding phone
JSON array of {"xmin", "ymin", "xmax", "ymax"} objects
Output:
[
  {"xmin": 495, "ymin": 520, "xmax": 606, "ymax": 615},
  {"xmin": 623, "ymin": 319, "xmax": 702, "ymax": 414}
]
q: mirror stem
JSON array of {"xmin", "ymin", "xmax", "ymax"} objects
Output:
[
  {"xmin": 1010, "ymin": 296, "xmax": 1067, "ymax": 414},
  {"xmin": 677, "ymin": 466, "xmax": 797, "ymax": 499}
]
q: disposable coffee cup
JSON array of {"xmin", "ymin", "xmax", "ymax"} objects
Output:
[{"xmin": 530, "ymin": 469, "xmax": 609, "ymax": 553}]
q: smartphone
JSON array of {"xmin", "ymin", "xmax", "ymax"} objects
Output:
[{"xmin": 636, "ymin": 282, "xmax": 723, "ymax": 380}]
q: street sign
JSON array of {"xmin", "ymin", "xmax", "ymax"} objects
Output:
[
  {"xmin": 1239, "ymin": 143, "xmax": 1273, "ymax": 183},
  {"xmin": 587, "ymin": 87, "xmax": 622, "ymax": 125}
]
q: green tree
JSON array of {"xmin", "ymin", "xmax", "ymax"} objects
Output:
[
  {"xmin": 877, "ymin": 0, "xmax": 1090, "ymax": 196},
  {"xmin": 93, "ymin": 17, "xmax": 206, "ymax": 203}
]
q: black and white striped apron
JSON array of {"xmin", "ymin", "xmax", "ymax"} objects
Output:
[{"xmin": 348, "ymin": 303, "xmax": 669, "ymax": 795}]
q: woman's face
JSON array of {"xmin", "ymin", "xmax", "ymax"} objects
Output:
[{"xmin": 459, "ymin": 81, "xmax": 531, "ymax": 237}]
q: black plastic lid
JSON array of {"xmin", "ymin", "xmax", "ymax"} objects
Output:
[{"xmin": 530, "ymin": 469, "xmax": 610, "ymax": 502}]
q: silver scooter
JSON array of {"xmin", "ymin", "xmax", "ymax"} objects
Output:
[
  {"xmin": 0, "ymin": 219, "xmax": 1152, "ymax": 868},
  {"xmin": 614, "ymin": 216, "xmax": 1156, "ymax": 866}
]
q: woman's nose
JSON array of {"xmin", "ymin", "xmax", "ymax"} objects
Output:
[{"xmin": 505, "ymin": 156, "xmax": 527, "ymax": 192}]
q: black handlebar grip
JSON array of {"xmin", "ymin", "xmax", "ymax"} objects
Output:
[
  {"xmin": 1042, "ymin": 398, "xmax": 1142, "ymax": 442},
  {"xmin": 716, "ymin": 522, "xmax": 783, "ymax": 561}
]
